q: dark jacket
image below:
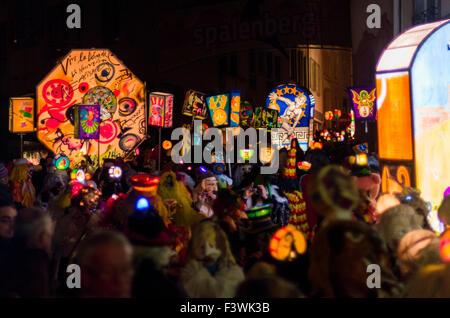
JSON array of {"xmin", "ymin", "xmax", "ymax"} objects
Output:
[{"xmin": 0, "ymin": 240, "xmax": 51, "ymax": 298}]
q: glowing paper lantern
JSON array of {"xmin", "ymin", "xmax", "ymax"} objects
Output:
[
  {"xmin": 131, "ymin": 174, "xmax": 159, "ymax": 193},
  {"xmin": 76, "ymin": 169, "xmax": 86, "ymax": 183},
  {"xmin": 259, "ymin": 147, "xmax": 273, "ymax": 164},
  {"xmin": 240, "ymin": 101, "xmax": 253, "ymax": 128},
  {"xmin": 149, "ymin": 92, "xmax": 174, "ymax": 128},
  {"xmin": 162, "ymin": 140, "xmax": 173, "ymax": 150},
  {"xmin": 297, "ymin": 161, "xmax": 312, "ymax": 171},
  {"xmin": 182, "ymin": 90, "xmax": 208, "ymax": 119},
  {"xmin": 109, "ymin": 166, "xmax": 122, "ymax": 179},
  {"xmin": 74, "ymin": 105, "xmax": 101, "ymax": 139},
  {"xmin": 253, "ymin": 107, "xmax": 279, "ymax": 130},
  {"xmin": 348, "ymin": 86, "xmax": 377, "ymax": 120},
  {"xmin": 440, "ymin": 230, "xmax": 450, "ymax": 262},
  {"xmin": 376, "ymin": 20, "xmax": 450, "ymax": 208},
  {"xmin": 36, "ymin": 49, "xmax": 146, "ymax": 168},
  {"xmin": 53, "ymin": 154, "xmax": 70, "ymax": 170},
  {"xmin": 353, "ymin": 143, "xmax": 368, "ymax": 154},
  {"xmin": 309, "ymin": 142, "xmax": 323, "ymax": 150},
  {"xmin": 230, "ymin": 91, "xmax": 240, "ymax": 127},
  {"xmin": 9, "ymin": 97, "xmax": 35, "ymax": 133},
  {"xmin": 356, "ymin": 153, "xmax": 368, "ymax": 166},
  {"xmin": 266, "ymin": 84, "xmax": 314, "ymax": 151},
  {"xmin": 239, "ymin": 149, "xmax": 255, "ymax": 162},
  {"xmin": 334, "ymin": 109, "xmax": 341, "ymax": 119},
  {"xmin": 206, "ymin": 93, "xmax": 231, "ymax": 127},
  {"xmin": 269, "ymin": 225, "xmax": 307, "ymax": 261}
]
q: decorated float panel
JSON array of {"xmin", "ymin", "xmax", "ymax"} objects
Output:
[
  {"xmin": 376, "ymin": 19, "xmax": 450, "ymax": 209},
  {"xmin": 36, "ymin": 49, "xmax": 146, "ymax": 167}
]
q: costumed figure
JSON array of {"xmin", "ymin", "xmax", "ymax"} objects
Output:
[
  {"xmin": 279, "ymin": 139, "xmax": 312, "ymax": 240},
  {"xmin": 307, "ymin": 165, "xmax": 361, "ymax": 227},
  {"xmin": 180, "ymin": 220, "xmax": 245, "ymax": 298},
  {"xmin": 349, "ymin": 153, "xmax": 382, "ymax": 224},
  {"xmin": 192, "ymin": 171, "xmax": 218, "ymax": 218},
  {"xmin": 157, "ymin": 170, "xmax": 203, "ymax": 228},
  {"xmin": 9, "ymin": 159, "xmax": 35, "ymax": 208},
  {"xmin": 124, "ymin": 196, "xmax": 186, "ymax": 297},
  {"xmin": 309, "ymin": 220, "xmax": 403, "ymax": 297}
]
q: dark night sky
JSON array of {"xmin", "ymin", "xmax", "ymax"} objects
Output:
[{"xmin": 0, "ymin": 0, "xmax": 351, "ymax": 161}]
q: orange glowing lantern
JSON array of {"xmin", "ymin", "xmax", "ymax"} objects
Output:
[
  {"xmin": 269, "ymin": 225, "xmax": 307, "ymax": 261},
  {"xmin": 440, "ymin": 230, "xmax": 450, "ymax": 262},
  {"xmin": 162, "ymin": 140, "xmax": 172, "ymax": 150},
  {"xmin": 131, "ymin": 174, "xmax": 160, "ymax": 194}
]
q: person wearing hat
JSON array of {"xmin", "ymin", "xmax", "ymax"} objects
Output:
[
  {"xmin": 9, "ymin": 159, "xmax": 35, "ymax": 208},
  {"xmin": 193, "ymin": 170, "xmax": 218, "ymax": 218},
  {"xmin": 124, "ymin": 196, "xmax": 186, "ymax": 298}
]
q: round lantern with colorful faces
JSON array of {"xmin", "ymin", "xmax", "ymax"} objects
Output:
[
  {"xmin": 109, "ymin": 166, "xmax": 123, "ymax": 180},
  {"xmin": 269, "ymin": 225, "xmax": 307, "ymax": 261},
  {"xmin": 53, "ymin": 154, "xmax": 70, "ymax": 170},
  {"xmin": 71, "ymin": 169, "xmax": 86, "ymax": 184}
]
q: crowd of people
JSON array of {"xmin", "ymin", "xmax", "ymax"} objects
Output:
[{"xmin": 0, "ymin": 137, "xmax": 450, "ymax": 298}]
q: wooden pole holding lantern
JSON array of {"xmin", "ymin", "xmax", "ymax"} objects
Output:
[{"xmin": 158, "ymin": 127, "xmax": 161, "ymax": 172}]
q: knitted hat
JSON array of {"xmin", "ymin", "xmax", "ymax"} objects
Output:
[{"xmin": 0, "ymin": 163, "xmax": 8, "ymax": 179}]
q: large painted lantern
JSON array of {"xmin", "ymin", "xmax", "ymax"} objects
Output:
[
  {"xmin": 206, "ymin": 91, "xmax": 240, "ymax": 127},
  {"xmin": 9, "ymin": 97, "xmax": 35, "ymax": 133},
  {"xmin": 148, "ymin": 92, "xmax": 174, "ymax": 128},
  {"xmin": 376, "ymin": 19, "xmax": 450, "ymax": 210},
  {"xmin": 36, "ymin": 49, "xmax": 146, "ymax": 167},
  {"xmin": 266, "ymin": 84, "xmax": 315, "ymax": 150}
]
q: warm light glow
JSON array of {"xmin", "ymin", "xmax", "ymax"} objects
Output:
[
  {"xmin": 269, "ymin": 225, "xmax": 307, "ymax": 261},
  {"xmin": 109, "ymin": 166, "xmax": 122, "ymax": 179},
  {"xmin": 376, "ymin": 72, "xmax": 413, "ymax": 160},
  {"xmin": 162, "ymin": 140, "xmax": 173, "ymax": 150}
]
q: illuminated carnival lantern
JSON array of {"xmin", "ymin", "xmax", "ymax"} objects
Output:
[
  {"xmin": 252, "ymin": 107, "xmax": 279, "ymax": 130},
  {"xmin": 74, "ymin": 105, "xmax": 101, "ymax": 139},
  {"xmin": 266, "ymin": 84, "xmax": 315, "ymax": 151},
  {"xmin": 108, "ymin": 166, "xmax": 122, "ymax": 180},
  {"xmin": 182, "ymin": 90, "xmax": 208, "ymax": 119},
  {"xmin": 148, "ymin": 92, "xmax": 174, "ymax": 128},
  {"xmin": 269, "ymin": 225, "xmax": 307, "ymax": 261},
  {"xmin": 440, "ymin": 230, "xmax": 450, "ymax": 262},
  {"xmin": 206, "ymin": 91, "xmax": 240, "ymax": 127},
  {"xmin": 9, "ymin": 97, "xmax": 35, "ymax": 133},
  {"xmin": 53, "ymin": 154, "xmax": 70, "ymax": 170},
  {"xmin": 36, "ymin": 49, "xmax": 146, "ymax": 168},
  {"xmin": 376, "ymin": 20, "xmax": 450, "ymax": 210}
]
